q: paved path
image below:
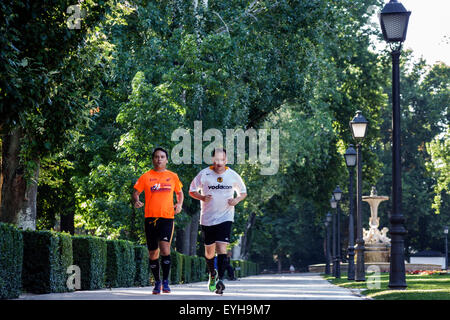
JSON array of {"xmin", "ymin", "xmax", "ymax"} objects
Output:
[{"xmin": 15, "ymin": 273, "xmax": 365, "ymax": 300}]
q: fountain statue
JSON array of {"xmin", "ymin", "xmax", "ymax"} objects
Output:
[{"xmin": 361, "ymin": 186, "xmax": 391, "ymax": 263}]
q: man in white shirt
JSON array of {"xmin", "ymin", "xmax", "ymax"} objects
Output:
[{"xmin": 189, "ymin": 148, "xmax": 247, "ymax": 294}]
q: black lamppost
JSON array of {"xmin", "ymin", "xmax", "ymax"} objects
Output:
[
  {"xmin": 344, "ymin": 145, "xmax": 357, "ymax": 280},
  {"xmin": 333, "ymin": 186, "xmax": 343, "ymax": 279},
  {"xmin": 350, "ymin": 110, "xmax": 368, "ymax": 281},
  {"xmin": 330, "ymin": 195, "xmax": 337, "ymax": 277},
  {"xmin": 331, "ymin": 188, "xmax": 342, "ymax": 279},
  {"xmin": 325, "ymin": 212, "xmax": 332, "ymax": 275},
  {"xmin": 444, "ymin": 226, "xmax": 449, "ymax": 271},
  {"xmin": 379, "ymin": 0, "xmax": 411, "ymax": 290}
]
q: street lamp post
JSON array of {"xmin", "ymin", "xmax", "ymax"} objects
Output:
[
  {"xmin": 325, "ymin": 212, "xmax": 332, "ymax": 275},
  {"xmin": 350, "ymin": 110, "xmax": 368, "ymax": 281},
  {"xmin": 330, "ymin": 195, "xmax": 337, "ymax": 277},
  {"xmin": 333, "ymin": 186, "xmax": 343, "ymax": 279},
  {"xmin": 445, "ymin": 226, "xmax": 449, "ymax": 271},
  {"xmin": 379, "ymin": 0, "xmax": 411, "ymax": 289},
  {"xmin": 344, "ymin": 145, "xmax": 357, "ymax": 280}
]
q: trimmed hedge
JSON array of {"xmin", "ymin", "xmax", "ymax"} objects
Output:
[
  {"xmin": 1, "ymin": 223, "xmax": 261, "ymax": 298},
  {"xmin": 134, "ymin": 245, "xmax": 149, "ymax": 287},
  {"xmin": 0, "ymin": 223, "xmax": 23, "ymax": 299},
  {"xmin": 22, "ymin": 230, "xmax": 73, "ymax": 294},
  {"xmin": 72, "ymin": 235, "xmax": 107, "ymax": 290},
  {"xmin": 105, "ymin": 239, "xmax": 136, "ymax": 288},
  {"xmin": 182, "ymin": 255, "xmax": 192, "ymax": 283},
  {"xmin": 170, "ymin": 250, "xmax": 183, "ymax": 284}
]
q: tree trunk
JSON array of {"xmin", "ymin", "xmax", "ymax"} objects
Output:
[
  {"xmin": 240, "ymin": 212, "xmax": 256, "ymax": 259},
  {"xmin": 17, "ymin": 162, "xmax": 39, "ymax": 230},
  {"xmin": 61, "ymin": 211, "xmax": 75, "ymax": 235},
  {"xmin": 189, "ymin": 210, "xmax": 200, "ymax": 255},
  {"xmin": 181, "ymin": 219, "xmax": 191, "ymax": 254},
  {"xmin": 277, "ymin": 256, "xmax": 282, "ymax": 273},
  {"xmin": 0, "ymin": 128, "xmax": 39, "ymax": 230}
]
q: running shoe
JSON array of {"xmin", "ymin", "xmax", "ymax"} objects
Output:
[
  {"xmin": 208, "ymin": 270, "xmax": 218, "ymax": 292},
  {"xmin": 162, "ymin": 279, "xmax": 171, "ymax": 293},
  {"xmin": 152, "ymin": 280, "xmax": 162, "ymax": 294},
  {"xmin": 215, "ymin": 279, "xmax": 225, "ymax": 294}
]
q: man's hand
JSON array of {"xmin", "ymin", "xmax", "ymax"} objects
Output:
[
  {"xmin": 134, "ymin": 200, "xmax": 144, "ymax": 209},
  {"xmin": 202, "ymin": 195, "xmax": 212, "ymax": 202},
  {"xmin": 228, "ymin": 193, "xmax": 247, "ymax": 207},
  {"xmin": 174, "ymin": 203, "xmax": 182, "ymax": 214}
]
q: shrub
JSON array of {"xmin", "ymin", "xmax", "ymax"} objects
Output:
[
  {"xmin": 105, "ymin": 239, "xmax": 136, "ymax": 288},
  {"xmin": 170, "ymin": 250, "xmax": 183, "ymax": 284},
  {"xmin": 134, "ymin": 245, "xmax": 149, "ymax": 287},
  {"xmin": 182, "ymin": 255, "xmax": 192, "ymax": 283},
  {"xmin": 0, "ymin": 223, "xmax": 23, "ymax": 299},
  {"xmin": 72, "ymin": 235, "xmax": 107, "ymax": 290},
  {"xmin": 22, "ymin": 230, "xmax": 73, "ymax": 294}
]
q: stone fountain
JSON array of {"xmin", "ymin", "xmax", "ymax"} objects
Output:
[{"xmin": 362, "ymin": 186, "xmax": 390, "ymax": 263}]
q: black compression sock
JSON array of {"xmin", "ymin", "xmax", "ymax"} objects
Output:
[
  {"xmin": 206, "ymin": 257, "xmax": 216, "ymax": 276},
  {"xmin": 149, "ymin": 258, "xmax": 160, "ymax": 282},
  {"xmin": 161, "ymin": 255, "xmax": 171, "ymax": 281},
  {"xmin": 217, "ymin": 254, "xmax": 227, "ymax": 280}
]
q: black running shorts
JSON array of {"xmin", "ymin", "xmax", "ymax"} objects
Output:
[
  {"xmin": 201, "ymin": 221, "xmax": 232, "ymax": 246},
  {"xmin": 144, "ymin": 217, "xmax": 174, "ymax": 251}
]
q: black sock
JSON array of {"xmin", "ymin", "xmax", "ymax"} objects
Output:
[
  {"xmin": 161, "ymin": 255, "xmax": 171, "ymax": 281},
  {"xmin": 217, "ymin": 254, "xmax": 227, "ymax": 280},
  {"xmin": 206, "ymin": 257, "xmax": 216, "ymax": 276},
  {"xmin": 149, "ymin": 258, "xmax": 160, "ymax": 282}
]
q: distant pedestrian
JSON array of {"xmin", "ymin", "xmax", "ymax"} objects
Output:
[{"xmin": 289, "ymin": 265, "xmax": 295, "ymax": 273}]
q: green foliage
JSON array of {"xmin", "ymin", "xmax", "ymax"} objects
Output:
[
  {"xmin": 72, "ymin": 235, "xmax": 107, "ymax": 290},
  {"xmin": 170, "ymin": 250, "xmax": 184, "ymax": 285},
  {"xmin": 134, "ymin": 245, "xmax": 150, "ymax": 287},
  {"xmin": 105, "ymin": 239, "xmax": 136, "ymax": 288},
  {"xmin": 22, "ymin": 230, "xmax": 73, "ymax": 294},
  {"xmin": 0, "ymin": 223, "xmax": 23, "ymax": 299},
  {"xmin": 182, "ymin": 254, "xmax": 193, "ymax": 284}
]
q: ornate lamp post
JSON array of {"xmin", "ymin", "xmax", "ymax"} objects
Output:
[
  {"xmin": 330, "ymin": 195, "xmax": 337, "ymax": 277},
  {"xmin": 344, "ymin": 145, "xmax": 357, "ymax": 280},
  {"xmin": 445, "ymin": 226, "xmax": 449, "ymax": 271},
  {"xmin": 331, "ymin": 188, "xmax": 342, "ymax": 279},
  {"xmin": 350, "ymin": 110, "xmax": 368, "ymax": 281},
  {"xmin": 333, "ymin": 186, "xmax": 343, "ymax": 279},
  {"xmin": 379, "ymin": 0, "xmax": 411, "ymax": 289},
  {"xmin": 325, "ymin": 212, "xmax": 332, "ymax": 275}
]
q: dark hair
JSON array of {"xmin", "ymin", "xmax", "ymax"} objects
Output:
[
  {"xmin": 152, "ymin": 147, "xmax": 168, "ymax": 159},
  {"xmin": 212, "ymin": 148, "xmax": 226, "ymax": 156}
]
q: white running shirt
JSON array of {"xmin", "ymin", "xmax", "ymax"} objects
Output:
[{"xmin": 189, "ymin": 166, "xmax": 247, "ymax": 226}]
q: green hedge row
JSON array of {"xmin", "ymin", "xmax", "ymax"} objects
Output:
[
  {"xmin": 231, "ymin": 260, "xmax": 259, "ymax": 278},
  {"xmin": 105, "ymin": 239, "xmax": 136, "ymax": 288},
  {"xmin": 0, "ymin": 222, "xmax": 259, "ymax": 298},
  {"xmin": 0, "ymin": 223, "xmax": 23, "ymax": 299}
]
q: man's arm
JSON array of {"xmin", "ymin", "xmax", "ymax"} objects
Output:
[
  {"xmin": 228, "ymin": 193, "xmax": 247, "ymax": 206},
  {"xmin": 133, "ymin": 190, "xmax": 144, "ymax": 208},
  {"xmin": 189, "ymin": 191, "xmax": 212, "ymax": 202},
  {"xmin": 174, "ymin": 190, "xmax": 184, "ymax": 214}
]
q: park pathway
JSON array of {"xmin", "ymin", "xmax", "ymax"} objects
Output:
[{"xmin": 15, "ymin": 273, "xmax": 366, "ymax": 300}]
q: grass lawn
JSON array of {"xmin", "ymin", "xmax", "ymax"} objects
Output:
[{"xmin": 322, "ymin": 272, "xmax": 450, "ymax": 300}]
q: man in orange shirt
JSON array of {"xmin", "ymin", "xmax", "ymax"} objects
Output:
[{"xmin": 133, "ymin": 147, "xmax": 183, "ymax": 294}]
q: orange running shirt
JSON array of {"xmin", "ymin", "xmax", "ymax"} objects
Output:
[{"xmin": 134, "ymin": 169, "xmax": 183, "ymax": 219}]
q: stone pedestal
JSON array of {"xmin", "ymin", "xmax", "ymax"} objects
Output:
[{"xmin": 364, "ymin": 244, "xmax": 390, "ymax": 263}]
